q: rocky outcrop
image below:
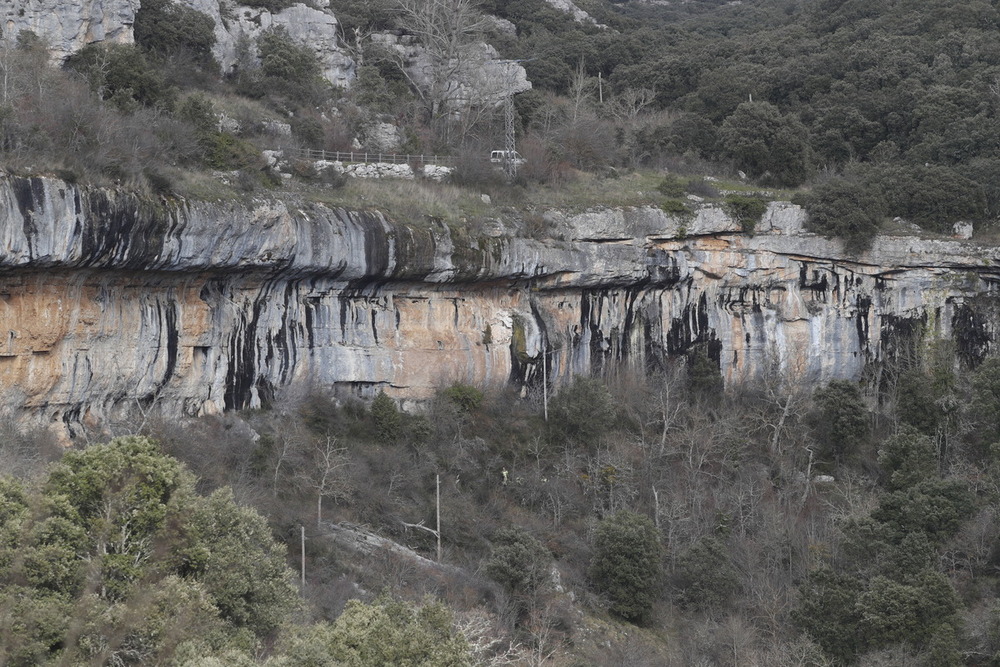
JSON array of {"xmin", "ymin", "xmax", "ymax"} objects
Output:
[
  {"xmin": 1, "ymin": 0, "xmax": 140, "ymax": 61},
  {"xmin": 2, "ymin": 0, "xmax": 527, "ymax": 95},
  {"xmin": 1, "ymin": 0, "xmax": 356, "ymax": 85},
  {"xmin": 183, "ymin": 0, "xmax": 355, "ymax": 86},
  {"xmin": 369, "ymin": 32, "xmax": 531, "ymax": 108},
  {"xmin": 0, "ymin": 174, "xmax": 998, "ymax": 438},
  {"xmin": 542, "ymin": 0, "xmax": 601, "ymax": 25}
]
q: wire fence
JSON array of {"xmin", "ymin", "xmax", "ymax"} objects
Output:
[{"xmin": 285, "ymin": 147, "xmax": 456, "ymax": 166}]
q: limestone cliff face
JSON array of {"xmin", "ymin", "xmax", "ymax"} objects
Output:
[
  {"xmin": 0, "ymin": 174, "xmax": 998, "ymax": 437},
  {"xmin": 1, "ymin": 0, "xmax": 528, "ymax": 95},
  {"xmin": 2, "ymin": 0, "xmax": 140, "ymax": 61},
  {"xmin": 1, "ymin": 0, "xmax": 356, "ymax": 85}
]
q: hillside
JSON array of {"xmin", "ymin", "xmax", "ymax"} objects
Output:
[
  {"xmin": 0, "ymin": 0, "xmax": 998, "ymax": 665},
  {"xmin": 0, "ymin": 0, "xmax": 994, "ymax": 246}
]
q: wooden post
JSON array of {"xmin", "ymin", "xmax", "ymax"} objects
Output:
[
  {"xmin": 652, "ymin": 486, "xmax": 660, "ymax": 531},
  {"xmin": 436, "ymin": 474, "xmax": 441, "ymax": 562},
  {"xmin": 300, "ymin": 525, "xmax": 306, "ymax": 589},
  {"xmin": 402, "ymin": 474, "xmax": 443, "ymax": 562},
  {"xmin": 542, "ymin": 347, "xmax": 548, "ymax": 422}
]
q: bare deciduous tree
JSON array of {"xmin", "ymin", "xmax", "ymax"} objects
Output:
[
  {"xmin": 604, "ymin": 87, "xmax": 655, "ymax": 123},
  {"xmin": 299, "ymin": 435, "xmax": 350, "ymax": 528},
  {"xmin": 391, "ymin": 0, "xmax": 491, "ymax": 122}
]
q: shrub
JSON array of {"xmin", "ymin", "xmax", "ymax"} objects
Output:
[
  {"xmin": 442, "ymin": 384, "xmax": 484, "ymax": 413},
  {"xmin": 548, "ymin": 376, "xmax": 616, "ymax": 450},
  {"xmin": 202, "ymin": 132, "xmax": 261, "ymax": 170},
  {"xmin": 660, "ymin": 198, "xmax": 691, "ymax": 217},
  {"xmin": 134, "ymin": 0, "xmax": 217, "ymax": 71},
  {"xmin": 64, "ymin": 43, "xmax": 175, "ymax": 111},
  {"xmin": 685, "ymin": 177, "xmax": 720, "ymax": 198},
  {"xmin": 590, "ymin": 510, "xmax": 662, "ymax": 623},
  {"xmin": 799, "ymin": 176, "xmax": 886, "ymax": 252},
  {"xmin": 724, "ymin": 194, "xmax": 769, "ymax": 235},
  {"xmin": 673, "ymin": 535, "xmax": 739, "ymax": 611},
  {"xmin": 656, "ymin": 173, "xmax": 686, "ymax": 197},
  {"xmin": 144, "ymin": 169, "xmax": 175, "ymax": 196},
  {"xmin": 809, "ymin": 380, "xmax": 870, "ymax": 466},
  {"xmin": 449, "ymin": 146, "xmax": 505, "ymax": 188},
  {"xmin": 485, "ymin": 526, "xmax": 552, "ymax": 620},
  {"xmin": 176, "ymin": 93, "xmax": 217, "ymax": 134},
  {"xmin": 371, "ymin": 391, "xmax": 401, "ymax": 444}
]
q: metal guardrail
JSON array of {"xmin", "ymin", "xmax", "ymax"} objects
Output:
[{"xmin": 286, "ymin": 147, "xmax": 456, "ymax": 166}]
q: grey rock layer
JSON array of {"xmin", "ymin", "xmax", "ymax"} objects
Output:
[{"xmin": 0, "ymin": 175, "xmax": 997, "ymax": 438}]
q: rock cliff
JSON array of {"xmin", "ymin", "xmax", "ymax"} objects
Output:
[
  {"xmin": 1, "ymin": 0, "xmax": 529, "ymax": 97},
  {"xmin": 0, "ymin": 174, "xmax": 997, "ymax": 438}
]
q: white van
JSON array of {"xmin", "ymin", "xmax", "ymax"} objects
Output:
[{"xmin": 489, "ymin": 150, "xmax": 526, "ymax": 165}]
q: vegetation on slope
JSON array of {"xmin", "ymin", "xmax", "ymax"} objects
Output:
[
  {"xmin": 0, "ymin": 0, "xmax": 994, "ymax": 248},
  {"xmin": 5, "ymin": 339, "xmax": 1000, "ymax": 663}
]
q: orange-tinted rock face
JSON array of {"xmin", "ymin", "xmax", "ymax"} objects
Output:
[{"xmin": 0, "ymin": 175, "xmax": 999, "ymax": 437}]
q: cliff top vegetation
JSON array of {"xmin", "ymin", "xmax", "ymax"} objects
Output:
[{"xmin": 0, "ymin": 0, "xmax": 996, "ymax": 248}]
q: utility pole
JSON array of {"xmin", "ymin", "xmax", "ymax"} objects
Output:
[
  {"xmin": 402, "ymin": 473, "xmax": 442, "ymax": 562},
  {"xmin": 504, "ymin": 95, "xmax": 518, "ymax": 180},
  {"xmin": 435, "ymin": 473, "xmax": 441, "ymax": 562},
  {"xmin": 542, "ymin": 345, "xmax": 548, "ymax": 422}
]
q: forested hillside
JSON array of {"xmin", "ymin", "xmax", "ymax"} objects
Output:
[
  {"xmin": 9, "ymin": 354, "xmax": 1000, "ymax": 664},
  {"xmin": 0, "ymin": 0, "xmax": 996, "ymax": 244},
  {"xmin": 1, "ymin": 0, "xmax": 1000, "ymax": 664}
]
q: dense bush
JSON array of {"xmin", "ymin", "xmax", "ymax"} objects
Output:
[
  {"xmin": 719, "ymin": 101, "xmax": 811, "ymax": 187},
  {"xmin": 279, "ymin": 597, "xmax": 470, "ymax": 666},
  {"xmin": 673, "ymin": 535, "xmax": 740, "ymax": 611},
  {"xmin": 724, "ymin": 194, "xmax": 769, "ymax": 235},
  {"xmin": 241, "ymin": 0, "xmax": 295, "ymax": 11},
  {"xmin": 590, "ymin": 511, "xmax": 661, "ymax": 623},
  {"xmin": 656, "ymin": 173, "xmax": 686, "ymax": 197},
  {"xmin": 254, "ymin": 27, "xmax": 330, "ymax": 105},
  {"xmin": 801, "ymin": 176, "xmax": 887, "ymax": 252},
  {"xmin": 134, "ymin": 0, "xmax": 217, "ymax": 72},
  {"xmin": 0, "ymin": 437, "xmax": 299, "ymax": 663},
  {"xmin": 548, "ymin": 376, "xmax": 616, "ymax": 449},
  {"xmin": 64, "ymin": 43, "xmax": 175, "ymax": 111},
  {"xmin": 809, "ymin": 380, "xmax": 870, "ymax": 466},
  {"xmin": 371, "ymin": 391, "xmax": 402, "ymax": 444},
  {"xmin": 879, "ymin": 164, "xmax": 987, "ymax": 231},
  {"xmin": 442, "ymin": 383, "xmax": 484, "ymax": 413},
  {"xmin": 877, "ymin": 425, "xmax": 937, "ymax": 491},
  {"xmin": 485, "ymin": 526, "xmax": 552, "ymax": 622}
]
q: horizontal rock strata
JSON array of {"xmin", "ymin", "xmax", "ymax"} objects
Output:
[{"xmin": 0, "ymin": 175, "xmax": 997, "ymax": 437}]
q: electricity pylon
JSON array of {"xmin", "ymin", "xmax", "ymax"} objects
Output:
[{"xmin": 504, "ymin": 95, "xmax": 517, "ymax": 180}]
